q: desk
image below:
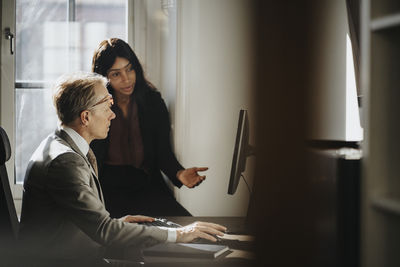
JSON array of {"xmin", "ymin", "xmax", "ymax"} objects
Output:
[
  {"xmin": 143, "ymin": 216, "xmax": 255, "ymax": 266},
  {"xmin": 106, "ymin": 217, "xmax": 255, "ymax": 266}
]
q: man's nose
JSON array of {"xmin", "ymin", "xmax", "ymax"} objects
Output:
[{"xmin": 110, "ymin": 111, "xmax": 116, "ymax": 120}]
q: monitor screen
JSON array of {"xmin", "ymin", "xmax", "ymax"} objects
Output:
[{"xmin": 228, "ymin": 109, "xmax": 254, "ymax": 195}]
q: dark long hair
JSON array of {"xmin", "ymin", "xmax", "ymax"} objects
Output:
[{"xmin": 91, "ymin": 38, "xmax": 156, "ymax": 102}]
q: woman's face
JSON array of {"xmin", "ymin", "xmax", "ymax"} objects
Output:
[{"xmin": 107, "ymin": 57, "xmax": 136, "ymax": 98}]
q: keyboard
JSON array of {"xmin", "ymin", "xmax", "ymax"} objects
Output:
[{"xmin": 139, "ymin": 218, "xmax": 182, "ymax": 228}]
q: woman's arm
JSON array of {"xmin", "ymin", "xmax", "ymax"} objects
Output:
[{"xmin": 153, "ymin": 93, "xmax": 184, "ymax": 187}]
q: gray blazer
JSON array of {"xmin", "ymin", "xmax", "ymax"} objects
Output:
[{"xmin": 19, "ymin": 129, "xmax": 167, "ymax": 260}]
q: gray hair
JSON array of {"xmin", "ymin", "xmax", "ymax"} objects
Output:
[{"xmin": 53, "ymin": 72, "xmax": 108, "ymax": 125}]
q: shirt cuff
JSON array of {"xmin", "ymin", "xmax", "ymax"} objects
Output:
[
  {"xmin": 158, "ymin": 227, "xmax": 177, "ymax": 242},
  {"xmin": 167, "ymin": 229, "xmax": 177, "ymax": 242}
]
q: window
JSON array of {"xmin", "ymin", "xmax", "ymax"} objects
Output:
[{"xmin": 15, "ymin": 0, "xmax": 127, "ymax": 184}]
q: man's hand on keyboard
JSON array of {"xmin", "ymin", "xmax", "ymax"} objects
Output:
[
  {"xmin": 176, "ymin": 221, "xmax": 227, "ymax": 243},
  {"xmin": 119, "ymin": 215, "xmax": 155, "ymax": 223}
]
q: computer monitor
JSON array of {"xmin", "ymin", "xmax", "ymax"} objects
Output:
[{"xmin": 228, "ymin": 109, "xmax": 255, "ymax": 195}]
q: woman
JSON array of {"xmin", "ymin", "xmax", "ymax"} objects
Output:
[{"xmin": 91, "ymin": 38, "xmax": 207, "ymax": 218}]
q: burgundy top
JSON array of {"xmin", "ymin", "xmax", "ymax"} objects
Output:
[{"xmin": 105, "ymin": 98, "xmax": 144, "ymax": 168}]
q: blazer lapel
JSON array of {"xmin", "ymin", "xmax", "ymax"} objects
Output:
[{"xmin": 55, "ymin": 129, "xmax": 104, "ymax": 203}]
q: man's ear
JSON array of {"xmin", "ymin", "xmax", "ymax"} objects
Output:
[{"xmin": 80, "ymin": 110, "xmax": 90, "ymax": 126}]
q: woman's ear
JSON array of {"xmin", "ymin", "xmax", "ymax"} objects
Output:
[{"xmin": 80, "ymin": 110, "xmax": 90, "ymax": 126}]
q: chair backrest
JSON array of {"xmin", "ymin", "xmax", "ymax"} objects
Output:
[{"xmin": 0, "ymin": 126, "xmax": 19, "ymax": 243}]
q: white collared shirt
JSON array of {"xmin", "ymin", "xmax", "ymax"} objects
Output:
[
  {"xmin": 61, "ymin": 126, "xmax": 89, "ymax": 156},
  {"xmin": 60, "ymin": 126, "xmax": 177, "ymax": 242}
]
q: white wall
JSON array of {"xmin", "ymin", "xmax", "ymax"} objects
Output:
[
  {"xmin": 174, "ymin": 0, "xmax": 254, "ymax": 216},
  {"xmin": 131, "ymin": 0, "xmax": 179, "ymax": 193},
  {"xmin": 134, "ymin": 0, "xmax": 254, "ymax": 216},
  {"xmin": 131, "ymin": 0, "xmax": 177, "ymax": 112},
  {"xmin": 308, "ymin": 0, "xmax": 363, "ymax": 141}
]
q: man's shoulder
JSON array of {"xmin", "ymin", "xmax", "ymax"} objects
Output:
[
  {"xmin": 30, "ymin": 132, "xmax": 78, "ymax": 164},
  {"xmin": 25, "ymin": 132, "xmax": 86, "ymax": 185}
]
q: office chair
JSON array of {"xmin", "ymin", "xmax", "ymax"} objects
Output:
[{"xmin": 0, "ymin": 126, "xmax": 19, "ymax": 263}]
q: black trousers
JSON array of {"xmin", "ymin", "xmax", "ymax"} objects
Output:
[{"xmin": 100, "ymin": 164, "xmax": 191, "ymax": 218}]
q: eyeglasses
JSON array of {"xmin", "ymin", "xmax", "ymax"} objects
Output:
[
  {"xmin": 107, "ymin": 63, "xmax": 135, "ymax": 82},
  {"xmin": 88, "ymin": 94, "xmax": 114, "ymax": 110}
]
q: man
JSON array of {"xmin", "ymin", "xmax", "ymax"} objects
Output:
[{"xmin": 19, "ymin": 72, "xmax": 226, "ymax": 263}]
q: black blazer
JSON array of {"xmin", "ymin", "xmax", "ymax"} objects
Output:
[{"xmin": 91, "ymin": 89, "xmax": 184, "ymax": 188}]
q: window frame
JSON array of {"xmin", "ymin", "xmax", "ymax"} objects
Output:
[
  {"xmin": 1, "ymin": 0, "xmax": 20, "ymax": 207},
  {"xmin": 1, "ymin": 0, "xmax": 135, "ymax": 215}
]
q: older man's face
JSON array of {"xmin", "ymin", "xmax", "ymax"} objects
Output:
[{"xmin": 87, "ymin": 84, "xmax": 116, "ymax": 141}]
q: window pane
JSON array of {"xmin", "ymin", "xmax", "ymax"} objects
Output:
[
  {"xmin": 15, "ymin": 88, "xmax": 59, "ymax": 183},
  {"xmin": 77, "ymin": 0, "xmax": 126, "ymax": 75},
  {"xmin": 16, "ymin": 0, "xmax": 126, "ymax": 81},
  {"xmin": 15, "ymin": 0, "xmax": 127, "ymax": 183},
  {"xmin": 16, "ymin": 0, "xmax": 67, "ymax": 81}
]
